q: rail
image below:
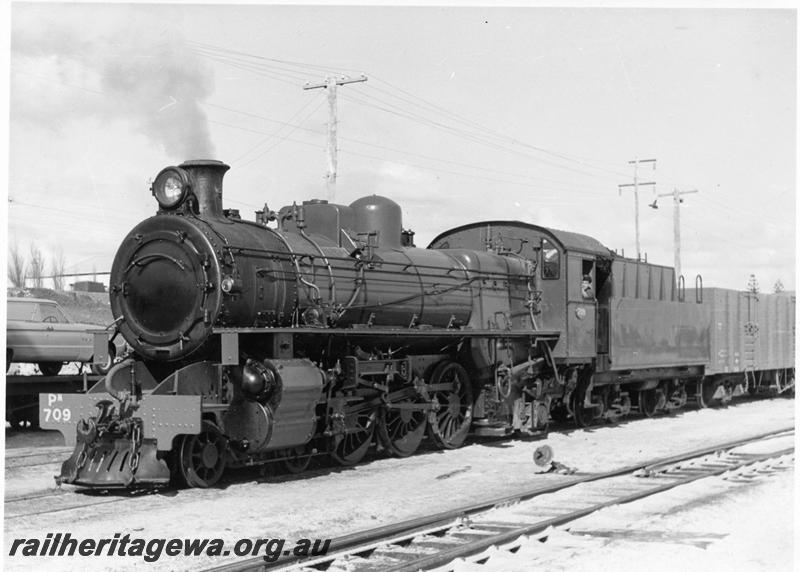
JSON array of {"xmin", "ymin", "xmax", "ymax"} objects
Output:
[{"xmin": 204, "ymin": 426, "xmax": 794, "ymax": 572}]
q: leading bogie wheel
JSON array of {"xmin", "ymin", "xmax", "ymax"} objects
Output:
[
  {"xmin": 177, "ymin": 421, "xmax": 228, "ymax": 488},
  {"xmin": 426, "ymin": 361, "xmax": 474, "ymax": 450},
  {"xmin": 377, "ymin": 397, "xmax": 428, "ymax": 457}
]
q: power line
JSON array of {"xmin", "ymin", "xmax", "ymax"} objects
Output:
[
  {"xmin": 189, "ymin": 43, "xmax": 632, "ymax": 180},
  {"xmin": 204, "ymin": 103, "xmax": 615, "ymax": 192},
  {"xmin": 234, "ymin": 97, "xmax": 325, "ymax": 166},
  {"xmin": 187, "ymin": 40, "xmax": 364, "ymax": 75},
  {"xmin": 340, "ymin": 90, "xmax": 618, "ymax": 181},
  {"xmin": 207, "ymin": 116, "xmax": 613, "ymax": 197},
  {"xmin": 366, "ymin": 75, "xmax": 632, "ymax": 179},
  {"xmin": 17, "ymin": 39, "xmax": 627, "ymax": 194}
]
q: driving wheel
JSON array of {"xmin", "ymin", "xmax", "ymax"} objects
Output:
[
  {"xmin": 377, "ymin": 397, "xmax": 427, "ymax": 457},
  {"xmin": 426, "ymin": 361, "xmax": 474, "ymax": 450},
  {"xmin": 331, "ymin": 409, "xmax": 376, "ymax": 466}
]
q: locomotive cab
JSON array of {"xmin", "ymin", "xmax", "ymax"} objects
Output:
[{"xmin": 429, "ymin": 221, "xmax": 612, "ymax": 362}]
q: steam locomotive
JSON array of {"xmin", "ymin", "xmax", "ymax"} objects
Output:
[{"xmin": 40, "ymin": 159, "xmax": 795, "ymax": 488}]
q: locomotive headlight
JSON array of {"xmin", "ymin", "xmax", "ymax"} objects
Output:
[{"xmin": 152, "ymin": 166, "xmax": 190, "ymax": 209}]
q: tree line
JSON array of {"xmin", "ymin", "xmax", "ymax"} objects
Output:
[{"xmin": 7, "ymin": 240, "xmax": 67, "ymax": 291}]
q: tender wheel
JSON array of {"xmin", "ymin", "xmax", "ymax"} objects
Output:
[
  {"xmin": 571, "ymin": 389, "xmax": 593, "ymax": 428},
  {"xmin": 639, "ymin": 389, "xmax": 659, "ymax": 418},
  {"xmin": 426, "ymin": 361, "xmax": 474, "ymax": 450},
  {"xmin": 377, "ymin": 397, "xmax": 428, "ymax": 457},
  {"xmin": 331, "ymin": 409, "xmax": 376, "ymax": 466},
  {"xmin": 696, "ymin": 378, "xmax": 718, "ymax": 408},
  {"xmin": 38, "ymin": 362, "xmax": 63, "ymax": 376},
  {"xmin": 90, "ymin": 343, "xmax": 117, "ymax": 375},
  {"xmin": 177, "ymin": 421, "xmax": 227, "ymax": 488}
]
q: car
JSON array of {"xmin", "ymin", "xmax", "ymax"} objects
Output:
[{"xmin": 6, "ymin": 297, "xmax": 119, "ymax": 376}]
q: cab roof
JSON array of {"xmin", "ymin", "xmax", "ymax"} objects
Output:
[{"xmin": 430, "ymin": 220, "xmax": 613, "ymax": 258}]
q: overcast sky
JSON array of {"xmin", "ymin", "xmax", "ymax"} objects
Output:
[{"xmin": 4, "ymin": 2, "xmax": 796, "ymax": 292}]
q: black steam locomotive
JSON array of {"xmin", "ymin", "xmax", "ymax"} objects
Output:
[{"xmin": 40, "ymin": 159, "xmax": 795, "ymax": 488}]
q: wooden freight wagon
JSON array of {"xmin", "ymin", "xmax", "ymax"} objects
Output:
[{"xmin": 697, "ymin": 288, "xmax": 795, "ymax": 394}]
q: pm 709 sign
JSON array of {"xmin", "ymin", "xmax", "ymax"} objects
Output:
[
  {"xmin": 41, "ymin": 394, "xmax": 74, "ymax": 423},
  {"xmin": 38, "ymin": 393, "xmax": 109, "ymax": 446},
  {"xmin": 39, "ymin": 393, "xmax": 204, "ymax": 450}
]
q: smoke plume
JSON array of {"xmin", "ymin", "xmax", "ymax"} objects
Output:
[{"xmin": 11, "ymin": 6, "xmax": 216, "ymax": 160}]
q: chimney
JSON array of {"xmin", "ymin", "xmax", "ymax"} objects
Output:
[{"xmin": 179, "ymin": 159, "xmax": 230, "ymax": 218}]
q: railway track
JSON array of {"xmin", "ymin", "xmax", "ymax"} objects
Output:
[
  {"xmin": 4, "ymin": 447, "xmax": 73, "ymax": 469},
  {"xmin": 4, "ymin": 446, "xmax": 158, "ymax": 520},
  {"xmin": 3, "ymin": 490, "xmax": 138, "ymax": 520},
  {"xmin": 2, "ymin": 478, "xmax": 166, "ymax": 519},
  {"xmin": 205, "ymin": 426, "xmax": 794, "ymax": 572}
]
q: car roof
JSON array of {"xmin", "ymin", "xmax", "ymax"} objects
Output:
[{"xmin": 8, "ymin": 297, "xmax": 59, "ymax": 305}]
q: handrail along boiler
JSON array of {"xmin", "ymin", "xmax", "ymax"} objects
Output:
[{"xmin": 41, "ymin": 159, "xmax": 795, "ymax": 488}]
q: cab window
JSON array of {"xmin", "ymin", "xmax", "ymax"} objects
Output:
[
  {"xmin": 581, "ymin": 259, "xmax": 595, "ymax": 299},
  {"xmin": 541, "ymin": 239, "xmax": 560, "ymax": 279}
]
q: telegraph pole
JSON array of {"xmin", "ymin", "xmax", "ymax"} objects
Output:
[
  {"xmin": 618, "ymin": 158, "xmax": 657, "ymax": 260},
  {"xmin": 303, "ymin": 74, "xmax": 368, "ymax": 202},
  {"xmin": 651, "ymin": 187, "xmax": 698, "ymax": 281}
]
